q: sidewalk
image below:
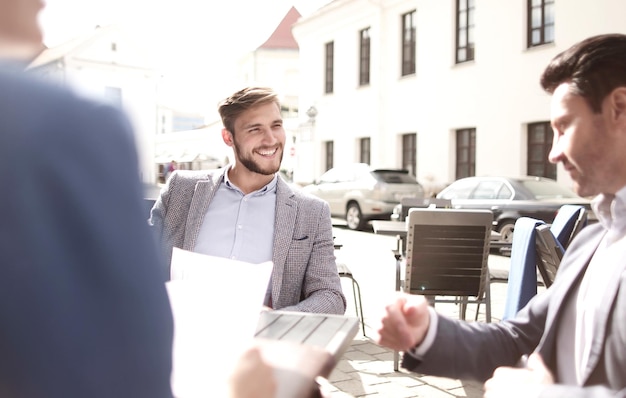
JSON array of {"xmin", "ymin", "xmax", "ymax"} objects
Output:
[{"xmin": 321, "ymin": 247, "xmax": 515, "ymax": 398}]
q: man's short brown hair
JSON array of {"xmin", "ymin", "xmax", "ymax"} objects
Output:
[{"xmin": 218, "ymin": 87, "xmax": 280, "ymax": 134}]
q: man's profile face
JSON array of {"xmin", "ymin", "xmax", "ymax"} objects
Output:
[
  {"xmin": 229, "ymin": 102, "xmax": 285, "ymax": 176},
  {"xmin": 548, "ymin": 82, "xmax": 618, "ymax": 197},
  {"xmin": 0, "ymin": 0, "xmax": 45, "ymax": 45}
]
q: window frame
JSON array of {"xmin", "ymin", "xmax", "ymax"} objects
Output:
[
  {"xmin": 527, "ymin": 122, "xmax": 556, "ymax": 179},
  {"xmin": 455, "ymin": 128, "xmax": 476, "ymax": 180},
  {"xmin": 401, "ymin": 133, "xmax": 417, "ymax": 176},
  {"xmin": 455, "ymin": 0, "xmax": 475, "ymax": 63},
  {"xmin": 324, "ymin": 141, "xmax": 334, "ymax": 171},
  {"xmin": 359, "ymin": 27, "xmax": 371, "ymax": 86},
  {"xmin": 359, "ymin": 137, "xmax": 371, "ymax": 165},
  {"xmin": 527, "ymin": 0, "xmax": 555, "ymax": 48},
  {"xmin": 325, "ymin": 41, "xmax": 334, "ymax": 94},
  {"xmin": 401, "ymin": 10, "xmax": 416, "ymax": 77}
]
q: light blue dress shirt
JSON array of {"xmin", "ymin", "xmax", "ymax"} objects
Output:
[{"xmin": 194, "ymin": 169, "xmax": 277, "ymax": 264}]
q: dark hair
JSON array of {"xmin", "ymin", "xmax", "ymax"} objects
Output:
[
  {"xmin": 217, "ymin": 87, "xmax": 280, "ymax": 134},
  {"xmin": 540, "ymin": 33, "xmax": 626, "ymax": 113}
]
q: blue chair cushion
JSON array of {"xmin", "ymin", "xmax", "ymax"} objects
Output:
[{"xmin": 502, "ymin": 217, "xmax": 545, "ymax": 320}]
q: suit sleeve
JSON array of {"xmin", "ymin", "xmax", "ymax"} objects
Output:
[{"xmin": 403, "ymin": 286, "xmax": 549, "ymax": 382}]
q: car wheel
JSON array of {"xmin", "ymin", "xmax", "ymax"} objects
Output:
[
  {"xmin": 346, "ymin": 203, "xmax": 364, "ymax": 230},
  {"xmin": 498, "ymin": 221, "xmax": 515, "ymax": 243}
]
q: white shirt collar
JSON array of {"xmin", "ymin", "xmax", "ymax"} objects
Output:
[{"xmin": 591, "ymin": 185, "xmax": 626, "ymax": 233}]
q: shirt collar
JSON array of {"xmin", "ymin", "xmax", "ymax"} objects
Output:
[
  {"xmin": 591, "ymin": 185, "xmax": 626, "ymax": 232},
  {"xmin": 223, "ymin": 165, "xmax": 278, "ymax": 196}
]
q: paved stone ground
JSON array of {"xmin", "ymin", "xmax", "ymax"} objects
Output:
[
  {"xmin": 317, "ymin": 283, "xmax": 509, "ymax": 398},
  {"xmin": 318, "ymin": 239, "xmax": 546, "ymax": 398}
]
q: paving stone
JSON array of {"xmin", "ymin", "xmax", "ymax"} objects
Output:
[{"xmin": 323, "ymin": 247, "xmax": 514, "ymax": 397}]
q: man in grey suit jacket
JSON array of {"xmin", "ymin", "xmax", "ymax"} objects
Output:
[
  {"xmin": 150, "ymin": 87, "xmax": 346, "ymax": 315},
  {"xmin": 376, "ymin": 34, "xmax": 626, "ymax": 397}
]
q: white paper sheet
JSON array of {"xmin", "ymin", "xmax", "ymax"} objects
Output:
[{"xmin": 166, "ymin": 248, "xmax": 273, "ymax": 397}]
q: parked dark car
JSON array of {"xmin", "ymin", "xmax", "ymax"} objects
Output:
[
  {"xmin": 435, "ymin": 176, "xmax": 595, "ymax": 243},
  {"xmin": 302, "ymin": 163, "xmax": 425, "ymax": 230}
]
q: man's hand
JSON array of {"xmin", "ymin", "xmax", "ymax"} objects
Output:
[
  {"xmin": 229, "ymin": 346, "xmax": 276, "ymax": 398},
  {"xmin": 375, "ymin": 293, "xmax": 431, "ymax": 351},
  {"xmin": 483, "ymin": 353, "xmax": 554, "ymax": 398}
]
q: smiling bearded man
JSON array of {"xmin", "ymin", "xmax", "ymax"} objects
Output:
[{"xmin": 149, "ymin": 86, "xmax": 346, "ymax": 315}]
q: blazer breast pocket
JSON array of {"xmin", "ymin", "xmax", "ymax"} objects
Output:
[{"xmin": 289, "ymin": 236, "xmax": 311, "ymax": 257}]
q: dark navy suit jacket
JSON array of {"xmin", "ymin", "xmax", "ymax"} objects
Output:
[{"xmin": 0, "ymin": 67, "xmax": 173, "ymax": 397}]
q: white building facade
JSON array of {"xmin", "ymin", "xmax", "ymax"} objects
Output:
[
  {"xmin": 292, "ymin": 0, "xmax": 626, "ymax": 191},
  {"xmin": 29, "ymin": 25, "xmax": 159, "ymax": 184}
]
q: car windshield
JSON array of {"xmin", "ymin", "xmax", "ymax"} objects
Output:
[
  {"xmin": 372, "ymin": 170, "xmax": 418, "ymax": 184},
  {"xmin": 522, "ymin": 179, "xmax": 580, "ymax": 199}
]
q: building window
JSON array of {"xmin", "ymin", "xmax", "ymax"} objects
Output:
[
  {"xmin": 528, "ymin": 122, "xmax": 556, "ymax": 179},
  {"xmin": 402, "ymin": 133, "xmax": 417, "ymax": 176},
  {"xmin": 359, "ymin": 28, "xmax": 371, "ymax": 86},
  {"xmin": 528, "ymin": 0, "xmax": 554, "ymax": 47},
  {"xmin": 456, "ymin": 128, "xmax": 476, "ymax": 179},
  {"xmin": 325, "ymin": 41, "xmax": 334, "ymax": 94},
  {"xmin": 456, "ymin": 0, "xmax": 475, "ymax": 63},
  {"xmin": 360, "ymin": 137, "xmax": 371, "ymax": 165},
  {"xmin": 401, "ymin": 10, "xmax": 416, "ymax": 76},
  {"xmin": 324, "ymin": 141, "xmax": 334, "ymax": 171}
]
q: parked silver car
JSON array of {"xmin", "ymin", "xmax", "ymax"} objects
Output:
[{"xmin": 302, "ymin": 163, "xmax": 424, "ymax": 230}]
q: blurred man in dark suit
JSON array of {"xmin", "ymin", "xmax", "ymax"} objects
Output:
[
  {"xmin": 0, "ymin": 2, "xmax": 279, "ymax": 397},
  {"xmin": 0, "ymin": 0, "xmax": 174, "ymax": 396}
]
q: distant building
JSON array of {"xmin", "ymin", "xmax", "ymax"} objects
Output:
[
  {"xmin": 28, "ymin": 25, "xmax": 159, "ymax": 184},
  {"xmin": 154, "ymin": 120, "xmax": 228, "ymax": 184},
  {"xmin": 293, "ymin": 0, "xmax": 626, "ymax": 190},
  {"xmin": 155, "ymin": 6, "xmax": 306, "ymax": 182},
  {"xmin": 235, "ymin": 6, "xmax": 303, "ymax": 181},
  {"xmin": 157, "ymin": 106, "xmax": 205, "ymax": 134}
]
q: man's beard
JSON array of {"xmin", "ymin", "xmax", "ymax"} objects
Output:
[{"xmin": 235, "ymin": 145, "xmax": 284, "ymax": 176}]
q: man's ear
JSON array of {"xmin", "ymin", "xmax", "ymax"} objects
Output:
[
  {"xmin": 609, "ymin": 87, "xmax": 626, "ymax": 125},
  {"xmin": 222, "ymin": 128, "xmax": 234, "ymax": 147}
]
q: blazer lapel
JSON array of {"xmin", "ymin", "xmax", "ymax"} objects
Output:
[
  {"xmin": 182, "ymin": 172, "xmax": 224, "ymax": 251},
  {"xmin": 270, "ymin": 179, "xmax": 297, "ymax": 305},
  {"xmin": 581, "ymin": 238, "xmax": 626, "ymax": 383}
]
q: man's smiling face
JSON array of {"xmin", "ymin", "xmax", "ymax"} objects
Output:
[{"xmin": 229, "ymin": 101, "xmax": 285, "ymax": 176}]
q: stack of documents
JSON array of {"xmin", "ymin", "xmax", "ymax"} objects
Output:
[{"xmin": 166, "ymin": 248, "xmax": 273, "ymax": 397}]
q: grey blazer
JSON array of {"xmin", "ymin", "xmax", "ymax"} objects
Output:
[
  {"xmin": 404, "ymin": 223, "xmax": 626, "ymax": 397},
  {"xmin": 149, "ymin": 168, "xmax": 346, "ymax": 315}
]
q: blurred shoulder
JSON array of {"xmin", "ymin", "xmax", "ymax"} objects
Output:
[{"xmin": 1, "ymin": 69, "xmax": 133, "ymax": 141}]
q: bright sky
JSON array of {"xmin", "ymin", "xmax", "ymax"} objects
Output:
[{"xmin": 39, "ymin": 0, "xmax": 332, "ymax": 112}]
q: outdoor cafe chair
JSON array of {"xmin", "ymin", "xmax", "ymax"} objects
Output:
[
  {"xmin": 502, "ymin": 217, "xmax": 545, "ymax": 321},
  {"xmin": 534, "ymin": 204, "xmax": 586, "ymax": 289},
  {"xmin": 334, "ymin": 240, "xmax": 366, "ymax": 337},
  {"xmin": 550, "ymin": 204, "xmax": 587, "ymax": 250},
  {"xmin": 396, "ymin": 208, "xmax": 492, "ymax": 370},
  {"xmin": 503, "ymin": 205, "xmax": 587, "ymax": 320}
]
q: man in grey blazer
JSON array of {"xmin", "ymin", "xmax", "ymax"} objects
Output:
[
  {"xmin": 376, "ymin": 34, "xmax": 626, "ymax": 397},
  {"xmin": 150, "ymin": 86, "xmax": 346, "ymax": 315}
]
